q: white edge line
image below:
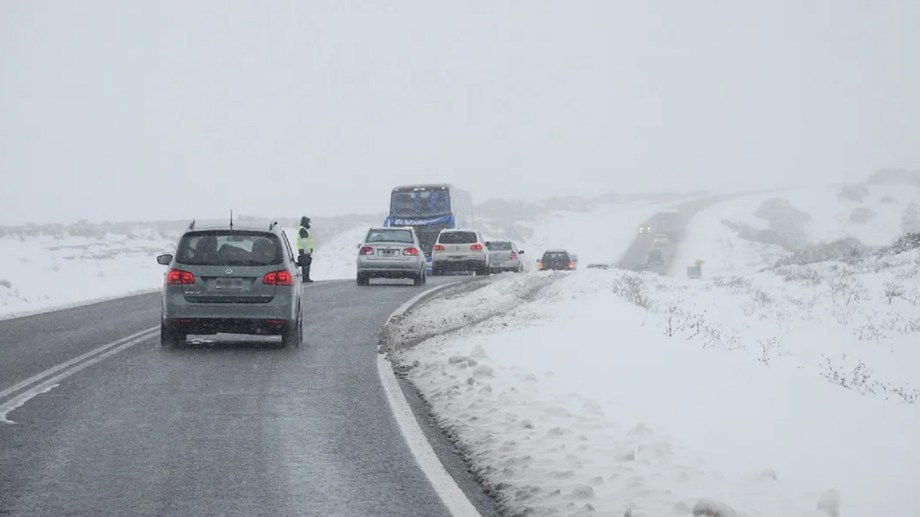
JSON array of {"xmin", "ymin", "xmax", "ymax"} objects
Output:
[
  {"xmin": 0, "ymin": 328, "xmax": 158, "ymax": 424},
  {"xmin": 0, "ymin": 326, "xmax": 159, "ymax": 400},
  {"xmin": 377, "ymin": 282, "xmax": 481, "ymax": 517}
]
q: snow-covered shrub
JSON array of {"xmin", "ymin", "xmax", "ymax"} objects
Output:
[
  {"xmin": 838, "ymin": 184, "xmax": 869, "ymax": 202},
  {"xmin": 611, "ymin": 274, "xmax": 651, "ymax": 309},
  {"xmin": 774, "ymin": 238, "xmax": 866, "ymax": 267},
  {"xmin": 0, "ymin": 279, "xmax": 11, "ymax": 289},
  {"xmin": 867, "ymin": 168, "xmax": 920, "ymax": 186},
  {"xmin": 720, "ymin": 220, "xmax": 804, "ymax": 251},
  {"xmin": 884, "ymin": 282, "xmax": 904, "ymax": 304},
  {"xmin": 820, "ymin": 355, "xmax": 920, "ymax": 404},
  {"xmin": 849, "ymin": 207, "xmax": 876, "ymax": 223},
  {"xmin": 881, "ymin": 233, "xmax": 920, "ymax": 256},
  {"xmin": 902, "ymin": 203, "xmax": 920, "ymax": 234}
]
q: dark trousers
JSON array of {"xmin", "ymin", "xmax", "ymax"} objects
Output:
[{"xmin": 299, "ymin": 252, "xmax": 312, "ymax": 281}]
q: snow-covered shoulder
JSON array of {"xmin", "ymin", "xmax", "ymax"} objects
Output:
[{"xmin": 387, "ymin": 254, "xmax": 920, "ymax": 516}]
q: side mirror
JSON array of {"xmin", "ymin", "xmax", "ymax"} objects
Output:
[
  {"xmin": 519, "ymin": 250, "xmax": 525, "ymax": 255},
  {"xmin": 156, "ymin": 254, "xmax": 173, "ymax": 266},
  {"xmin": 357, "ymin": 243, "xmax": 362, "ymax": 249}
]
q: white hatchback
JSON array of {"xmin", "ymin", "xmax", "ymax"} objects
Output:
[{"xmin": 431, "ymin": 229, "xmax": 490, "ymax": 276}]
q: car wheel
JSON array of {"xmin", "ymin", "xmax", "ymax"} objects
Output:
[
  {"xmin": 431, "ymin": 265, "xmax": 441, "ymax": 276},
  {"xmin": 282, "ymin": 316, "xmax": 301, "ymax": 348},
  {"xmin": 356, "ymin": 273, "xmax": 369, "ymax": 286},
  {"xmin": 160, "ymin": 322, "xmax": 184, "ymax": 348},
  {"xmin": 413, "ymin": 271, "xmax": 424, "ymax": 286}
]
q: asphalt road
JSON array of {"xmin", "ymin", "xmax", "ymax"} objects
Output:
[
  {"xmin": 616, "ymin": 196, "xmax": 728, "ymax": 274},
  {"xmin": 0, "ymin": 277, "xmax": 497, "ymax": 516}
]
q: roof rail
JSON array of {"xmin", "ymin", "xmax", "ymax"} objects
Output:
[{"xmin": 189, "ymin": 219, "xmax": 196, "ymax": 230}]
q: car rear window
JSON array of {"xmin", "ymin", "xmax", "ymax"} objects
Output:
[
  {"xmin": 543, "ymin": 251, "xmax": 569, "ymax": 261},
  {"xmin": 487, "ymin": 242, "xmax": 512, "ymax": 251},
  {"xmin": 176, "ymin": 231, "xmax": 283, "ymax": 266},
  {"xmin": 438, "ymin": 231, "xmax": 477, "ymax": 244},
  {"xmin": 366, "ymin": 229, "xmax": 414, "ymax": 244}
]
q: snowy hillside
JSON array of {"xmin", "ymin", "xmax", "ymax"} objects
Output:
[
  {"xmin": 386, "ymin": 239, "xmax": 920, "ymax": 516},
  {"xmin": 672, "ymin": 174, "xmax": 920, "ymax": 278}
]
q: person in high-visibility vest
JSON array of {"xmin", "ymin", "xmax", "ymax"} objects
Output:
[{"xmin": 296, "ymin": 216, "xmax": 315, "ymax": 283}]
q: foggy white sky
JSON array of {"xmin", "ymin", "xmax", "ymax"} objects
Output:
[{"xmin": 1, "ymin": 1, "xmax": 917, "ymax": 224}]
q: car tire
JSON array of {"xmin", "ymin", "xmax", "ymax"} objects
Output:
[
  {"xmin": 356, "ymin": 273, "xmax": 369, "ymax": 286},
  {"xmin": 431, "ymin": 265, "xmax": 441, "ymax": 277},
  {"xmin": 282, "ymin": 315, "xmax": 302, "ymax": 348},
  {"xmin": 413, "ymin": 271, "xmax": 424, "ymax": 286},
  {"xmin": 160, "ymin": 322, "xmax": 184, "ymax": 348}
]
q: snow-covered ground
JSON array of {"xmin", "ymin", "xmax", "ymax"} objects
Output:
[
  {"xmin": 387, "ymin": 245, "xmax": 920, "ymax": 516},
  {"xmin": 0, "ymin": 229, "xmax": 175, "ymax": 318}
]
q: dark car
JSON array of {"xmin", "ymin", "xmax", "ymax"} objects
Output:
[
  {"xmin": 538, "ymin": 250, "xmax": 576, "ymax": 271},
  {"xmin": 646, "ymin": 248, "xmax": 664, "ymax": 266},
  {"xmin": 156, "ymin": 221, "xmax": 303, "ymax": 348}
]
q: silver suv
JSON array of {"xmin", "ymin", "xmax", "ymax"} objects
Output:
[
  {"xmin": 356, "ymin": 227, "xmax": 427, "ymax": 286},
  {"xmin": 431, "ymin": 229, "xmax": 490, "ymax": 276},
  {"xmin": 156, "ymin": 221, "xmax": 303, "ymax": 348}
]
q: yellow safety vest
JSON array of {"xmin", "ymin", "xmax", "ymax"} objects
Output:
[{"xmin": 297, "ymin": 226, "xmax": 314, "ymax": 252}]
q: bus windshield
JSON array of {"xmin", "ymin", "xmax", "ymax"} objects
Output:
[{"xmin": 390, "ymin": 189, "xmax": 451, "ymax": 218}]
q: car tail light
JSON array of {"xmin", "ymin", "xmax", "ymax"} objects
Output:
[
  {"xmin": 403, "ymin": 247, "xmax": 419, "ymax": 256},
  {"xmin": 538, "ymin": 262, "xmax": 545, "ymax": 270},
  {"xmin": 510, "ymin": 251, "xmax": 518, "ymax": 260},
  {"xmin": 568, "ymin": 262, "xmax": 575, "ymax": 270},
  {"xmin": 360, "ymin": 246, "xmax": 375, "ymax": 255},
  {"xmin": 434, "ymin": 244, "xmax": 446, "ymax": 252},
  {"xmin": 166, "ymin": 269, "xmax": 195, "ymax": 285},
  {"xmin": 266, "ymin": 319, "xmax": 286, "ymax": 325},
  {"xmin": 263, "ymin": 270, "xmax": 293, "ymax": 286},
  {"xmin": 470, "ymin": 243, "xmax": 483, "ymax": 251}
]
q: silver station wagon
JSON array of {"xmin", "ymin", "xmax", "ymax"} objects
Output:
[
  {"xmin": 156, "ymin": 221, "xmax": 303, "ymax": 348},
  {"xmin": 356, "ymin": 227, "xmax": 427, "ymax": 286}
]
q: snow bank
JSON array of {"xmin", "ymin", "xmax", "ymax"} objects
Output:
[{"xmin": 388, "ymin": 248, "xmax": 920, "ymax": 516}]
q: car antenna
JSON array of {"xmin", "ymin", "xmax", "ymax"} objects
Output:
[
  {"xmin": 229, "ymin": 209, "xmax": 234, "ymax": 230},
  {"xmin": 189, "ymin": 219, "xmax": 195, "ymax": 230}
]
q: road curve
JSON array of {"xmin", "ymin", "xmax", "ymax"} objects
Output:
[{"xmin": 0, "ymin": 278, "xmax": 497, "ymax": 516}]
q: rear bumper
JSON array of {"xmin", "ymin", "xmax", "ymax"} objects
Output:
[
  {"xmin": 162, "ymin": 288, "xmax": 297, "ymax": 323},
  {"xmin": 164, "ymin": 317, "xmax": 291, "ymax": 335},
  {"xmin": 490, "ymin": 260, "xmax": 520, "ymax": 271},
  {"xmin": 432, "ymin": 259, "xmax": 486, "ymax": 271},
  {"xmin": 357, "ymin": 257, "xmax": 423, "ymax": 273}
]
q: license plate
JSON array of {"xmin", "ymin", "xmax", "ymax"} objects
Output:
[
  {"xmin": 380, "ymin": 249, "xmax": 397, "ymax": 256},
  {"xmin": 450, "ymin": 255, "xmax": 465, "ymax": 260},
  {"xmin": 216, "ymin": 278, "xmax": 243, "ymax": 290}
]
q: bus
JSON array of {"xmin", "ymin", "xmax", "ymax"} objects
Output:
[{"xmin": 383, "ymin": 184, "xmax": 473, "ymax": 268}]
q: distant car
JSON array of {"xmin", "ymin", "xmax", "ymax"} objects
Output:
[
  {"xmin": 586, "ymin": 263, "xmax": 610, "ymax": 270},
  {"xmin": 156, "ymin": 221, "xmax": 303, "ymax": 348},
  {"xmin": 646, "ymin": 248, "xmax": 664, "ymax": 266},
  {"xmin": 538, "ymin": 249, "xmax": 576, "ymax": 271},
  {"xmin": 486, "ymin": 241, "xmax": 525, "ymax": 273},
  {"xmin": 638, "ymin": 224, "xmax": 653, "ymax": 234},
  {"xmin": 431, "ymin": 229, "xmax": 491, "ymax": 276},
  {"xmin": 653, "ymin": 233, "xmax": 670, "ymax": 247},
  {"xmin": 356, "ymin": 227, "xmax": 427, "ymax": 286}
]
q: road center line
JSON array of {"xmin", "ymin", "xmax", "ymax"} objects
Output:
[{"xmin": 0, "ymin": 327, "xmax": 158, "ymax": 424}]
